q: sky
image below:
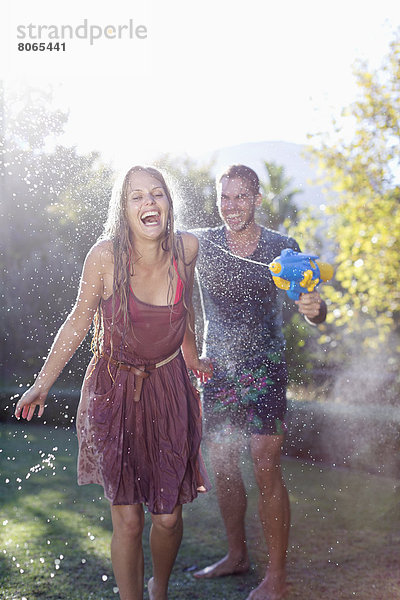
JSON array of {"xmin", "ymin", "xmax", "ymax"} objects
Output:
[{"xmin": 1, "ymin": 0, "xmax": 400, "ymax": 170}]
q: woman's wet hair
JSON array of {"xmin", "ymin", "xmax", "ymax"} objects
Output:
[{"xmin": 90, "ymin": 165, "xmax": 193, "ymax": 371}]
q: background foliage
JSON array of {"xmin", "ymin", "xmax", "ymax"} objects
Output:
[
  {"xmin": 1, "ymin": 29, "xmax": 400, "ymax": 406},
  {"xmin": 304, "ymin": 31, "xmax": 400, "ymax": 361}
]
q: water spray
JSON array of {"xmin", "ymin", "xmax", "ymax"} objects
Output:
[{"xmin": 202, "ymin": 239, "xmax": 334, "ymax": 300}]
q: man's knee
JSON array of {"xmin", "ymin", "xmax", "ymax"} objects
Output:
[
  {"xmin": 250, "ymin": 434, "xmax": 285, "ymax": 491},
  {"xmin": 253, "ymin": 457, "xmax": 284, "ymax": 490},
  {"xmin": 207, "ymin": 436, "xmax": 243, "ymax": 473}
]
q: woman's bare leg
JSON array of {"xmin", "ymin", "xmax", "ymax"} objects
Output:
[
  {"xmin": 111, "ymin": 504, "xmax": 145, "ymax": 600},
  {"xmin": 148, "ymin": 505, "xmax": 183, "ymax": 600}
]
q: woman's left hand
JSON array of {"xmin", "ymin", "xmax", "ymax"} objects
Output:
[{"xmin": 187, "ymin": 357, "xmax": 213, "ymax": 384}]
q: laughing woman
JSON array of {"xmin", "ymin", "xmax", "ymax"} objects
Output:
[{"xmin": 15, "ymin": 165, "xmax": 212, "ymax": 600}]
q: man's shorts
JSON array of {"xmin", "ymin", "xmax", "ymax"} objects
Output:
[{"xmin": 202, "ymin": 359, "xmax": 288, "ymax": 437}]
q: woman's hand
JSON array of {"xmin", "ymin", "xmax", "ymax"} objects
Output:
[
  {"xmin": 14, "ymin": 385, "xmax": 49, "ymax": 421},
  {"xmin": 187, "ymin": 357, "xmax": 213, "ymax": 384}
]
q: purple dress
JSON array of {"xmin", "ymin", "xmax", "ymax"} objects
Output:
[{"xmin": 76, "ymin": 276, "xmax": 210, "ymax": 515}]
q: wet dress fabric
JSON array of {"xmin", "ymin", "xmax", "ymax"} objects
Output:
[{"xmin": 76, "ymin": 272, "xmax": 210, "ymax": 515}]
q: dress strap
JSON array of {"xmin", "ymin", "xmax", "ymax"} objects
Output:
[{"xmin": 172, "ymin": 257, "xmax": 183, "ymax": 304}]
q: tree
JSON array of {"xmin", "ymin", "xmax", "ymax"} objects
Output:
[
  {"xmin": 154, "ymin": 154, "xmax": 220, "ymax": 230},
  {"xmin": 308, "ymin": 29, "xmax": 400, "ymax": 354},
  {"xmin": 258, "ymin": 160, "xmax": 301, "ymax": 231},
  {"xmin": 0, "ymin": 85, "xmax": 114, "ymax": 388}
]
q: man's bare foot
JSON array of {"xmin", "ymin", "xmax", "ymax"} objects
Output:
[
  {"xmin": 148, "ymin": 577, "xmax": 168, "ymax": 600},
  {"xmin": 245, "ymin": 570, "xmax": 287, "ymax": 600},
  {"xmin": 193, "ymin": 554, "xmax": 250, "ymax": 578}
]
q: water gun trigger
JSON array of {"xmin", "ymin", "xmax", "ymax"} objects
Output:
[{"xmin": 300, "ymin": 269, "xmax": 313, "ymax": 289}]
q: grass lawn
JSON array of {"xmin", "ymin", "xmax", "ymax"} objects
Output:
[{"xmin": 0, "ymin": 422, "xmax": 399, "ymax": 600}]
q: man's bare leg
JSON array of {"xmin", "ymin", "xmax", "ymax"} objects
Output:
[
  {"xmin": 194, "ymin": 435, "xmax": 250, "ymax": 578},
  {"xmin": 246, "ymin": 434, "xmax": 289, "ymax": 600}
]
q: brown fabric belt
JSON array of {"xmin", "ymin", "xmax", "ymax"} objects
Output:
[{"xmin": 101, "ymin": 348, "xmax": 181, "ymax": 402}]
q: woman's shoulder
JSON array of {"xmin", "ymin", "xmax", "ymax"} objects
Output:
[{"xmin": 85, "ymin": 239, "xmax": 114, "ymax": 268}]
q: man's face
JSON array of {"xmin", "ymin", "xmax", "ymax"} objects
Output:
[{"xmin": 217, "ymin": 176, "xmax": 260, "ymax": 232}]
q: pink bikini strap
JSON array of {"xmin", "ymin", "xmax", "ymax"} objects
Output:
[{"xmin": 173, "ymin": 257, "xmax": 183, "ymax": 304}]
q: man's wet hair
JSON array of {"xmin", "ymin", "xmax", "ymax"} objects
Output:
[{"xmin": 217, "ymin": 164, "xmax": 260, "ymax": 196}]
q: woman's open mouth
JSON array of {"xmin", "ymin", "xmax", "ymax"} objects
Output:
[{"xmin": 140, "ymin": 210, "xmax": 161, "ymax": 227}]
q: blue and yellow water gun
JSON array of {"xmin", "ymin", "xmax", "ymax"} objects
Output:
[{"xmin": 268, "ymin": 248, "xmax": 334, "ymax": 300}]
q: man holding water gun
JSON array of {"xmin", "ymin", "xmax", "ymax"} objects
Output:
[{"xmin": 191, "ymin": 164, "xmax": 328, "ymax": 600}]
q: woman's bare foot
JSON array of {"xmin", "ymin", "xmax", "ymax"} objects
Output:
[
  {"xmin": 193, "ymin": 554, "xmax": 250, "ymax": 578},
  {"xmin": 246, "ymin": 570, "xmax": 287, "ymax": 600},
  {"xmin": 147, "ymin": 577, "xmax": 168, "ymax": 600},
  {"xmin": 148, "ymin": 577, "xmax": 155, "ymax": 600}
]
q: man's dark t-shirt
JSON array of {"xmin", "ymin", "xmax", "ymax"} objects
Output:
[{"xmin": 191, "ymin": 225, "xmax": 300, "ymax": 435}]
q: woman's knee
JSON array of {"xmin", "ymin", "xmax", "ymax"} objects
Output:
[
  {"xmin": 111, "ymin": 505, "xmax": 145, "ymax": 539},
  {"xmin": 151, "ymin": 507, "xmax": 182, "ymax": 533}
]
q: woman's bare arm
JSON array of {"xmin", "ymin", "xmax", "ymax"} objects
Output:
[{"xmin": 15, "ymin": 242, "xmax": 110, "ymax": 420}]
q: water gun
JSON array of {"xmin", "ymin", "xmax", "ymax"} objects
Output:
[{"xmin": 268, "ymin": 248, "xmax": 334, "ymax": 300}]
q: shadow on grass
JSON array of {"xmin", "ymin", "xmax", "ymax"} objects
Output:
[
  {"xmin": 0, "ymin": 423, "xmax": 118, "ymax": 599},
  {"xmin": 1, "ymin": 422, "xmax": 400, "ymax": 599}
]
